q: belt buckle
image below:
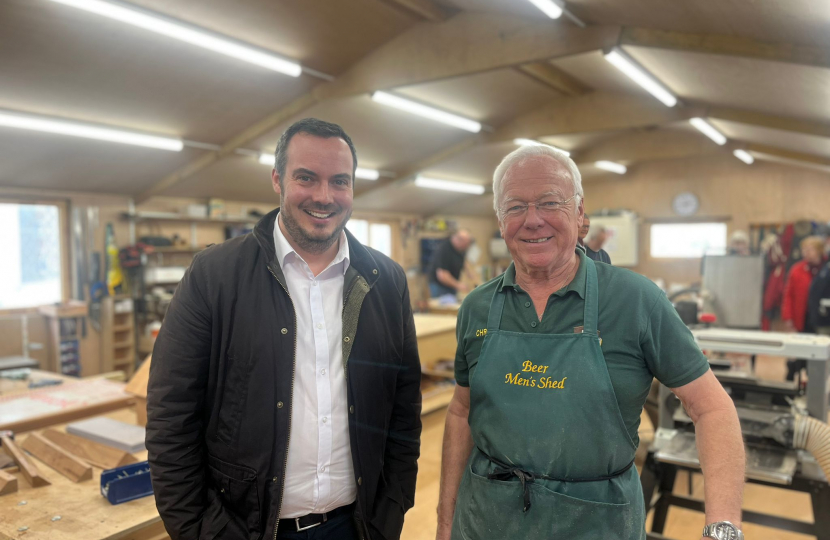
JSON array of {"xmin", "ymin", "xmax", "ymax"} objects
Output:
[{"xmin": 295, "ymin": 514, "xmax": 326, "ymax": 532}]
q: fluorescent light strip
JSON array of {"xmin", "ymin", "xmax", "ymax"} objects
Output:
[
  {"xmin": 257, "ymin": 153, "xmax": 379, "ymax": 180},
  {"xmin": 689, "ymin": 118, "xmax": 727, "ymax": 145},
  {"xmin": 604, "ymin": 48, "xmax": 677, "ymax": 107},
  {"xmin": 371, "ymin": 92, "xmax": 482, "ymax": 133},
  {"xmin": 594, "ymin": 161, "xmax": 627, "ymax": 175},
  {"xmin": 513, "ymin": 138, "xmax": 571, "ymax": 156},
  {"xmin": 50, "ymin": 0, "xmax": 302, "ymax": 76},
  {"xmin": 733, "ymin": 149, "xmax": 754, "ymax": 165},
  {"xmin": 526, "ymin": 0, "xmax": 563, "ymax": 19},
  {"xmin": 415, "ymin": 176, "xmax": 485, "ymax": 194},
  {"xmin": 0, "ymin": 110, "xmax": 183, "ymax": 151}
]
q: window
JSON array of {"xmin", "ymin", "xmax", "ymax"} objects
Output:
[
  {"xmin": 347, "ymin": 219, "xmax": 393, "ymax": 258},
  {"xmin": 650, "ymin": 223, "xmax": 727, "ymax": 258},
  {"xmin": 0, "ymin": 203, "xmax": 64, "ymax": 309}
]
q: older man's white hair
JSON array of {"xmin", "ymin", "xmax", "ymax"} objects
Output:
[{"xmin": 492, "ymin": 144, "xmax": 583, "ymax": 218}]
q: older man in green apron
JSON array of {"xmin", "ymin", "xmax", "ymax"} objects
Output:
[{"xmin": 436, "ymin": 145, "xmax": 746, "ymax": 540}]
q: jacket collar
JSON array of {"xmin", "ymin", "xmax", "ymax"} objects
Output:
[{"xmin": 253, "ymin": 208, "xmax": 381, "ymax": 288}]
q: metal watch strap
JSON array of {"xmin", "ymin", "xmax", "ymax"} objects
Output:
[{"xmin": 702, "ymin": 521, "xmax": 744, "ymax": 540}]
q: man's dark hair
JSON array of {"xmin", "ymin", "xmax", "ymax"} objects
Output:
[{"xmin": 273, "ymin": 118, "xmax": 358, "ymax": 185}]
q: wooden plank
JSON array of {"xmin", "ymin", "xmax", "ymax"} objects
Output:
[
  {"xmin": 0, "ymin": 434, "xmax": 50, "ymax": 488},
  {"xmin": 41, "ymin": 429, "xmax": 137, "ymax": 470},
  {"xmin": 21, "ymin": 433, "xmax": 92, "ymax": 483},
  {"xmin": 0, "ymin": 378, "xmax": 134, "ymax": 433},
  {"xmin": 0, "ymin": 469, "xmax": 17, "ymax": 495}
]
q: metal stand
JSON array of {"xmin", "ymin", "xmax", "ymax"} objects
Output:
[{"xmin": 641, "ymin": 451, "xmax": 830, "ymax": 540}]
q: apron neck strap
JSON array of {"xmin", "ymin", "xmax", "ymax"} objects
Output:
[
  {"xmin": 583, "ymin": 256, "xmax": 599, "ymax": 335},
  {"xmin": 487, "ymin": 286, "xmax": 507, "ymax": 332}
]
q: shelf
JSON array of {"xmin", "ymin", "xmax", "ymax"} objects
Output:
[
  {"xmin": 113, "ymin": 340, "xmax": 134, "ymax": 349},
  {"xmin": 121, "ymin": 211, "xmax": 256, "ymax": 225},
  {"xmin": 113, "ymin": 324, "xmax": 132, "ymax": 332}
]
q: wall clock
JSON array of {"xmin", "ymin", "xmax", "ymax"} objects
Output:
[{"xmin": 672, "ymin": 192, "xmax": 699, "ymax": 216}]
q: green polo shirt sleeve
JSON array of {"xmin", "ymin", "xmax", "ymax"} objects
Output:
[{"xmin": 640, "ymin": 289, "xmax": 710, "ymax": 388}]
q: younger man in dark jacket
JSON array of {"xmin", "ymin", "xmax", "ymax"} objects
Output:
[{"xmin": 147, "ymin": 118, "xmax": 421, "ymax": 540}]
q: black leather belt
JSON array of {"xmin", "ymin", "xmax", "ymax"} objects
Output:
[{"xmin": 278, "ymin": 502, "xmax": 355, "ymax": 534}]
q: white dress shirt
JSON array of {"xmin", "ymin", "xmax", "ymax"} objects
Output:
[{"xmin": 274, "ymin": 218, "xmax": 357, "ymax": 518}]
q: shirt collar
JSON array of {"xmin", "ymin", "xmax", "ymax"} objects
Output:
[
  {"xmin": 273, "ymin": 215, "xmax": 350, "ymax": 275},
  {"xmin": 499, "ymin": 247, "xmax": 587, "ymax": 299}
]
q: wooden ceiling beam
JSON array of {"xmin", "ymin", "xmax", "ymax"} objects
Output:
[
  {"xmin": 706, "ymin": 107, "xmax": 830, "ymax": 139},
  {"xmin": 355, "ymin": 92, "xmax": 701, "ymax": 201},
  {"xmin": 137, "ymin": 14, "xmax": 619, "ymax": 202},
  {"xmin": 492, "ymin": 91, "xmax": 702, "ymax": 142},
  {"xmin": 742, "ymin": 143, "xmax": 830, "ymax": 170},
  {"xmin": 571, "ymin": 127, "xmax": 720, "ymax": 164},
  {"xmin": 377, "ymin": 0, "xmax": 449, "ymax": 22},
  {"xmin": 620, "ymin": 27, "xmax": 830, "ymax": 69},
  {"xmin": 515, "ymin": 62, "xmax": 591, "ymax": 97}
]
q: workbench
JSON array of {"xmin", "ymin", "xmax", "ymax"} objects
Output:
[
  {"xmin": 0, "ymin": 408, "xmax": 166, "ymax": 540},
  {"xmin": 413, "ymin": 314, "xmax": 458, "ymax": 415}
]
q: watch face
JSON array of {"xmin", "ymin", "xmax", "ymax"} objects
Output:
[{"xmin": 715, "ymin": 522, "xmax": 739, "ymax": 540}]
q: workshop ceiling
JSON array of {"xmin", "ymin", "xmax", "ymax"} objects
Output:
[{"xmin": 1, "ymin": 0, "xmax": 829, "ymax": 217}]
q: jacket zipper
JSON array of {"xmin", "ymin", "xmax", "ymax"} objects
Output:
[
  {"xmin": 340, "ymin": 275, "xmax": 372, "ymax": 540},
  {"xmin": 268, "ymin": 264, "xmax": 297, "ymax": 540}
]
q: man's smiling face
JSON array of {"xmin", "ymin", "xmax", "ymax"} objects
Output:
[{"xmin": 272, "ymin": 133, "xmax": 354, "ymax": 255}]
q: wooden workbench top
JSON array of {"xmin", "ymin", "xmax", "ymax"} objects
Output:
[
  {"xmin": 0, "ymin": 408, "xmax": 164, "ymax": 540},
  {"xmin": 413, "ymin": 313, "xmax": 457, "ymax": 338}
]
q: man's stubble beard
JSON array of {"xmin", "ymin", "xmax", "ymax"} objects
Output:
[{"xmin": 280, "ymin": 200, "xmax": 352, "ymax": 255}]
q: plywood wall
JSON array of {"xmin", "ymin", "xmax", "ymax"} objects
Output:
[{"xmin": 582, "ymin": 153, "xmax": 830, "ymax": 287}]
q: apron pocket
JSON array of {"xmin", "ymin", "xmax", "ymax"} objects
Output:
[{"xmin": 454, "ymin": 466, "xmax": 639, "ymax": 540}]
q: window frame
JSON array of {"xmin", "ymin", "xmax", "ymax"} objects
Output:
[
  {"xmin": 648, "ymin": 220, "xmax": 729, "ymax": 259},
  {"xmin": 0, "ymin": 196, "xmax": 71, "ymax": 314}
]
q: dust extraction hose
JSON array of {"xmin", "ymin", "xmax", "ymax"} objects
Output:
[{"xmin": 793, "ymin": 414, "xmax": 830, "ymax": 481}]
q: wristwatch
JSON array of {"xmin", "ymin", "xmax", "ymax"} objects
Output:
[{"xmin": 702, "ymin": 521, "xmax": 743, "ymax": 540}]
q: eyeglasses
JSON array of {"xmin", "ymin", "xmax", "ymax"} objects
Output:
[{"xmin": 499, "ymin": 194, "xmax": 578, "ymax": 219}]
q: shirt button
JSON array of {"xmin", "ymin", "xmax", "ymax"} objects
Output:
[
  {"xmin": 317, "ymin": 323, "xmax": 323, "ymax": 329},
  {"xmin": 531, "ymin": 321, "xmax": 537, "ymax": 328},
  {"xmin": 312, "ymin": 282, "xmax": 317, "ymax": 287},
  {"xmin": 321, "ymin": 368, "xmax": 326, "ymax": 375},
  {"xmin": 281, "ymin": 328, "xmax": 288, "ymax": 335},
  {"xmin": 344, "ymin": 336, "xmax": 350, "ymax": 343},
  {"xmin": 524, "ymin": 301, "xmax": 531, "ymax": 308},
  {"xmin": 321, "ymin": 466, "xmax": 326, "ymax": 473},
  {"xmin": 277, "ymin": 401, "xmax": 284, "ymax": 408},
  {"xmin": 349, "ymin": 405, "xmax": 354, "ymax": 414},
  {"xmin": 273, "ymin": 476, "xmax": 278, "ymax": 483},
  {"xmin": 322, "ymin": 417, "xmax": 327, "ymax": 423},
  {"xmin": 357, "ymin": 477, "xmax": 362, "ymax": 486}
]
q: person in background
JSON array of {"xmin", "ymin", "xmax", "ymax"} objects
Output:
[
  {"xmin": 427, "ymin": 229, "xmax": 478, "ymax": 298},
  {"xmin": 578, "ymin": 214, "xmax": 591, "ymax": 247},
  {"xmin": 728, "ymin": 230, "xmax": 751, "ymax": 256},
  {"xmin": 782, "ymin": 236, "xmax": 828, "ymax": 380},
  {"xmin": 584, "ymin": 222, "xmax": 612, "ymax": 264},
  {"xmin": 807, "ymin": 253, "xmax": 830, "ymax": 336}
]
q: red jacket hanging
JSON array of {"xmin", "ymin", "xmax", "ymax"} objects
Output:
[{"xmin": 782, "ymin": 260, "xmax": 822, "ymax": 331}]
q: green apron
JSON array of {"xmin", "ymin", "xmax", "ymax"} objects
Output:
[{"xmin": 451, "ymin": 257, "xmax": 645, "ymax": 540}]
